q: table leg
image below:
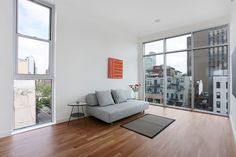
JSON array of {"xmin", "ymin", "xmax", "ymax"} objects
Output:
[
  {"xmin": 78, "ymin": 106, "xmax": 80, "ymax": 120},
  {"xmin": 81, "ymin": 106, "xmax": 86, "ymax": 122},
  {"xmin": 67, "ymin": 106, "xmax": 74, "ymax": 126}
]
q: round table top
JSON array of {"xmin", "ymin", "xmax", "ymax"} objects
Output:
[{"xmin": 68, "ymin": 102, "xmax": 87, "ymax": 106}]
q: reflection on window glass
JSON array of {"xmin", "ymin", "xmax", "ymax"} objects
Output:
[
  {"xmin": 194, "ymin": 47, "xmax": 228, "ymax": 115},
  {"xmin": 14, "ymin": 80, "xmax": 52, "ymax": 129},
  {"xmin": 144, "ymin": 55, "xmax": 164, "ymax": 105},
  {"xmin": 17, "ymin": 36, "xmax": 49, "ymax": 75},
  {"xmin": 144, "ymin": 40, "xmax": 163, "ymax": 55},
  {"xmin": 166, "ymin": 51, "xmax": 192, "ymax": 108},
  {"xmin": 18, "ymin": 0, "xmax": 51, "ymax": 39},
  {"xmin": 166, "ymin": 34, "xmax": 191, "ymax": 52},
  {"xmin": 193, "ymin": 27, "xmax": 227, "ymax": 48}
]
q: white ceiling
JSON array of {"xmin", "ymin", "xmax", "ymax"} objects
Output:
[{"xmin": 51, "ymin": 0, "xmax": 233, "ymax": 38}]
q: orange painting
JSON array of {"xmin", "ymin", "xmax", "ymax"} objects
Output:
[{"xmin": 108, "ymin": 58, "xmax": 123, "ymax": 79}]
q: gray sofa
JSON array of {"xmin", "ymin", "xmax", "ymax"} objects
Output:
[{"xmin": 85, "ymin": 90, "xmax": 149, "ymax": 123}]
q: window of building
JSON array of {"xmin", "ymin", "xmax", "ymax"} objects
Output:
[
  {"xmin": 167, "ymin": 93, "xmax": 169, "ymax": 98},
  {"xmin": 180, "ymin": 94, "xmax": 183, "ymax": 100},
  {"xmin": 155, "ymin": 99, "xmax": 161, "ymax": 103},
  {"xmin": 14, "ymin": 0, "xmax": 54, "ymax": 129},
  {"xmin": 147, "ymin": 98, "xmax": 153, "ymax": 102},
  {"xmin": 216, "ymin": 82, "xmax": 220, "ymax": 88},
  {"xmin": 226, "ymin": 82, "xmax": 228, "ymax": 89},
  {"xmin": 216, "ymin": 92, "xmax": 220, "ymax": 99},
  {"xmin": 216, "ymin": 101, "xmax": 221, "ymax": 108}
]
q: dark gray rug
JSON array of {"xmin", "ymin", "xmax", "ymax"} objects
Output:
[{"xmin": 121, "ymin": 114, "xmax": 175, "ymax": 139}]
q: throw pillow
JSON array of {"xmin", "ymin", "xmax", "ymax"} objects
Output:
[
  {"xmin": 96, "ymin": 90, "xmax": 115, "ymax": 106},
  {"xmin": 111, "ymin": 89, "xmax": 127, "ymax": 103}
]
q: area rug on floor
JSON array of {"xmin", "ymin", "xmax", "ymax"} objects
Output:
[{"xmin": 121, "ymin": 114, "xmax": 175, "ymax": 139}]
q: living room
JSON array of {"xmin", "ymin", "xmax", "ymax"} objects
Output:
[{"xmin": 0, "ymin": 0, "xmax": 236, "ymax": 156}]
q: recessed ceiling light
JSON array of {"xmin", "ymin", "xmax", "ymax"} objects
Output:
[{"xmin": 154, "ymin": 19, "xmax": 161, "ymax": 23}]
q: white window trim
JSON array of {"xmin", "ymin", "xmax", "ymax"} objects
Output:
[{"xmin": 13, "ymin": 0, "xmax": 56, "ymax": 131}]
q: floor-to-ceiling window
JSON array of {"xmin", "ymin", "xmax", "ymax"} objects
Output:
[
  {"xmin": 143, "ymin": 25, "xmax": 229, "ymax": 116},
  {"xmin": 144, "ymin": 40, "xmax": 164, "ymax": 105},
  {"xmin": 193, "ymin": 27, "xmax": 228, "ymax": 115},
  {"xmin": 14, "ymin": 0, "xmax": 54, "ymax": 129}
]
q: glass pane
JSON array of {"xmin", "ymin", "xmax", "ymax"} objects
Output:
[
  {"xmin": 144, "ymin": 40, "xmax": 164, "ymax": 55},
  {"xmin": 14, "ymin": 80, "xmax": 52, "ymax": 129},
  {"xmin": 194, "ymin": 47, "xmax": 228, "ymax": 115},
  {"xmin": 166, "ymin": 34, "xmax": 191, "ymax": 52},
  {"xmin": 144, "ymin": 55, "xmax": 164, "ymax": 105},
  {"xmin": 193, "ymin": 27, "xmax": 227, "ymax": 48},
  {"xmin": 166, "ymin": 51, "xmax": 192, "ymax": 108},
  {"xmin": 17, "ymin": 36, "xmax": 49, "ymax": 75},
  {"xmin": 17, "ymin": 0, "xmax": 51, "ymax": 40}
]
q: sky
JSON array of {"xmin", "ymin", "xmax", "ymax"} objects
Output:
[
  {"xmin": 18, "ymin": 0, "xmax": 50, "ymax": 74},
  {"xmin": 145, "ymin": 34, "xmax": 191, "ymax": 74}
]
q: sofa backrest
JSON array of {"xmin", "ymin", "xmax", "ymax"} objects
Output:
[{"xmin": 86, "ymin": 90, "xmax": 132, "ymax": 106}]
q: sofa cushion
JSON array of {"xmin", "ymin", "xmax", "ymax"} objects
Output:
[
  {"xmin": 96, "ymin": 90, "xmax": 115, "ymax": 106},
  {"xmin": 86, "ymin": 100, "xmax": 149, "ymax": 123},
  {"xmin": 111, "ymin": 89, "xmax": 127, "ymax": 103},
  {"xmin": 124, "ymin": 90, "xmax": 132, "ymax": 100},
  {"xmin": 86, "ymin": 93, "xmax": 98, "ymax": 106}
]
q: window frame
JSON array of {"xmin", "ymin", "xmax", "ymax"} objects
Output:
[
  {"xmin": 142, "ymin": 25, "xmax": 230, "ymax": 116},
  {"xmin": 14, "ymin": 0, "xmax": 55, "ymax": 80}
]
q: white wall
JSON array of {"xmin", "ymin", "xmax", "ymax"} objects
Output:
[
  {"xmin": 229, "ymin": 2, "xmax": 236, "ymax": 142},
  {"xmin": 0, "ymin": 0, "xmax": 138, "ymax": 137},
  {"xmin": 0, "ymin": 0, "xmax": 14, "ymax": 138},
  {"xmin": 55, "ymin": 1, "xmax": 138, "ymax": 122}
]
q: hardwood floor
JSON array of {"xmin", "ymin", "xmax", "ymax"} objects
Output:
[{"xmin": 0, "ymin": 105, "xmax": 235, "ymax": 157}]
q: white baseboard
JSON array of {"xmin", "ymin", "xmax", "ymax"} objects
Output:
[
  {"xmin": 229, "ymin": 115, "xmax": 236, "ymax": 144},
  {"xmin": 56, "ymin": 115, "xmax": 89, "ymax": 124},
  {"xmin": 0, "ymin": 130, "xmax": 11, "ymax": 139},
  {"xmin": 56, "ymin": 117, "xmax": 69, "ymax": 124}
]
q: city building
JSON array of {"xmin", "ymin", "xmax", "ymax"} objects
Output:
[
  {"xmin": 18, "ymin": 56, "xmax": 36, "ymax": 74},
  {"xmin": 189, "ymin": 27, "xmax": 229, "ymax": 114},
  {"xmin": 144, "ymin": 52, "xmax": 156, "ymax": 70},
  {"xmin": 213, "ymin": 76, "xmax": 228, "ymax": 114},
  {"xmin": 14, "ymin": 80, "xmax": 36, "ymax": 129},
  {"xmin": 145, "ymin": 65, "xmax": 191, "ymax": 108}
]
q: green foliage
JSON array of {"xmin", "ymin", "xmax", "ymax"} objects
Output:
[
  {"xmin": 36, "ymin": 81, "xmax": 52, "ymax": 109},
  {"xmin": 36, "ymin": 81, "xmax": 52, "ymax": 97},
  {"xmin": 36, "ymin": 98, "xmax": 44, "ymax": 109}
]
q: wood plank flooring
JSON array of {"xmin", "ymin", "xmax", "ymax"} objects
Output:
[{"xmin": 0, "ymin": 105, "xmax": 235, "ymax": 157}]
